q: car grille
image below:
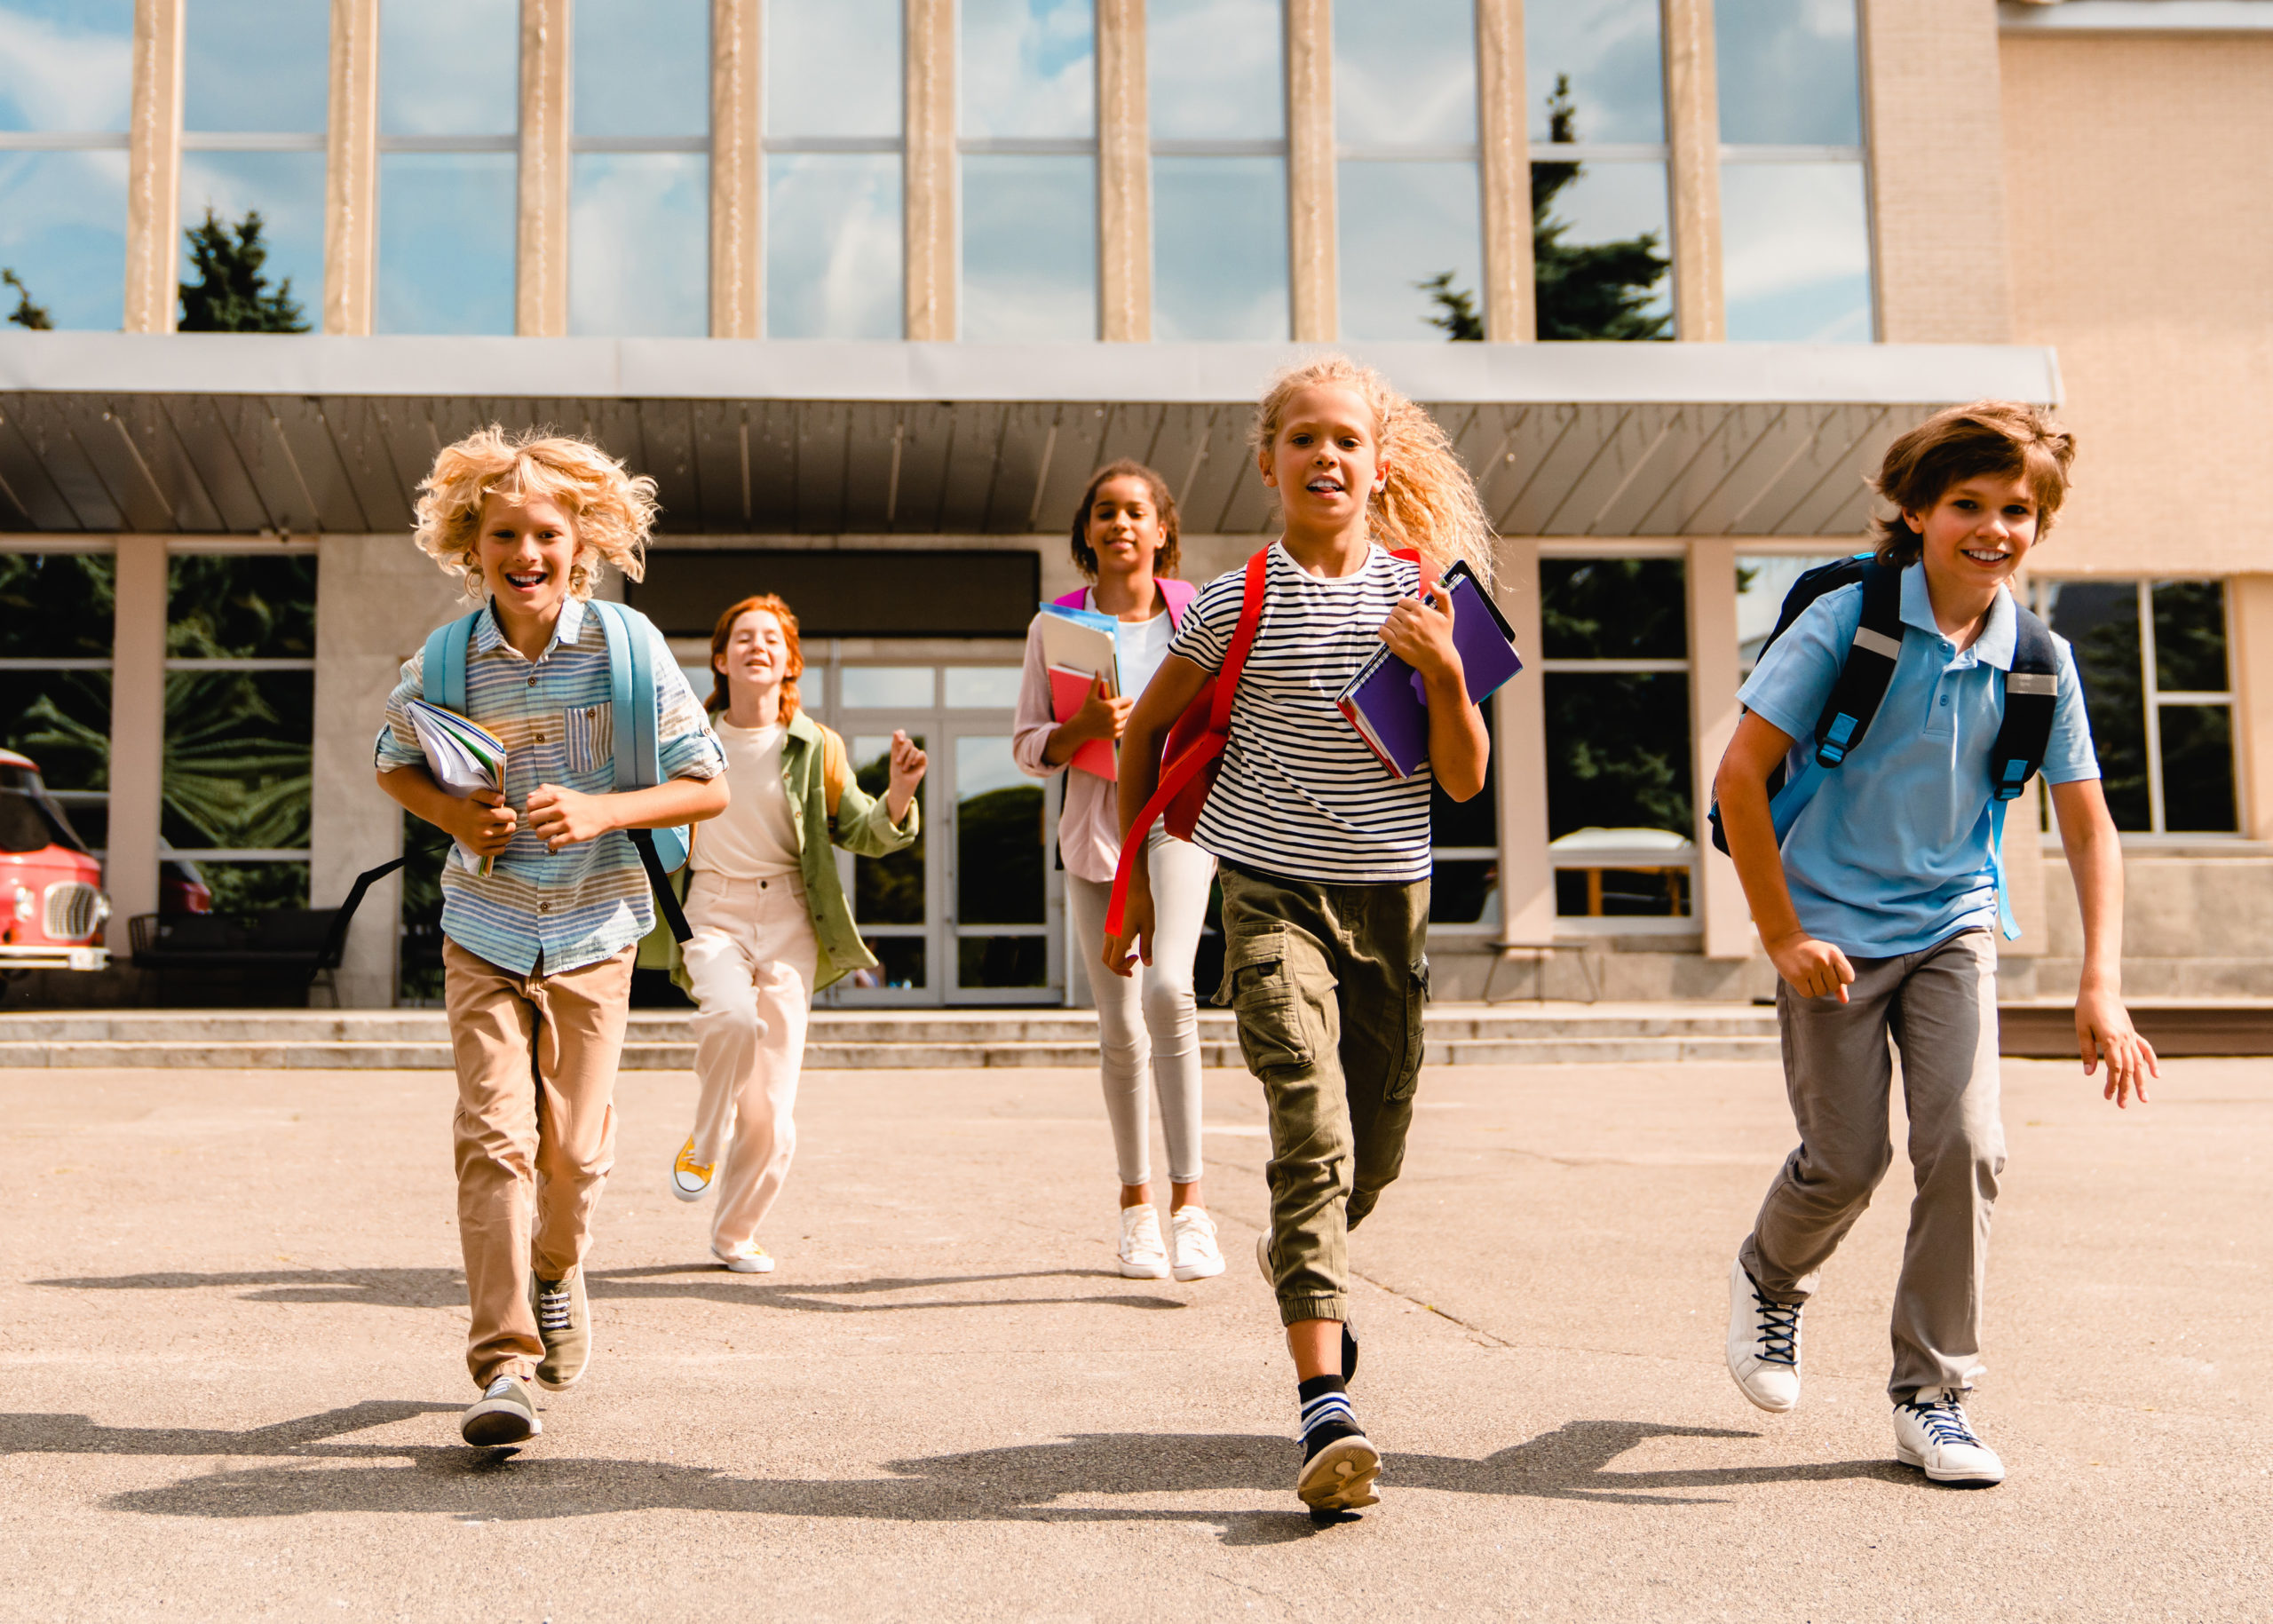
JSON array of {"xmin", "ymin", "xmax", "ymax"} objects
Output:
[{"xmin": 44, "ymin": 882, "xmax": 105, "ymax": 942}]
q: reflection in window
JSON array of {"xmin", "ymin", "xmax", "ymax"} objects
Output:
[
  {"xmin": 0, "ymin": 2, "xmax": 131, "ymax": 329},
  {"xmin": 1541, "ymin": 558, "xmax": 1686, "ymax": 661},
  {"xmin": 184, "ymin": 0, "xmax": 328, "ymax": 134},
  {"xmin": 840, "ymin": 667, "xmax": 935, "ymax": 710},
  {"xmin": 768, "ymin": 0, "xmax": 901, "ymax": 139},
  {"xmin": 1150, "ymin": 0, "xmax": 1286, "ymax": 341},
  {"xmin": 957, "ymin": 733, "xmax": 1046, "ymax": 989},
  {"xmin": 852, "ymin": 733, "xmax": 926, "ymax": 989},
  {"xmin": 1334, "ymin": 0, "xmax": 1475, "ymax": 147},
  {"xmin": 962, "ymin": 154, "xmax": 1097, "ymax": 343},
  {"xmin": 961, "ymin": 0, "xmax": 1096, "ymax": 140},
  {"xmin": 943, "ymin": 668, "xmax": 1025, "ymax": 709},
  {"xmin": 569, "ymin": 153, "xmax": 709, "ymax": 337},
  {"xmin": 2044, "ymin": 579, "xmax": 2238, "ymax": 834},
  {"xmin": 574, "ymin": 0, "xmax": 710, "ymax": 139},
  {"xmin": 1150, "ymin": 0, "xmax": 1280, "ymax": 140},
  {"xmin": 1338, "ymin": 161, "xmax": 1481, "ymax": 342},
  {"xmin": 0, "ymin": 551, "xmax": 115, "ymax": 847},
  {"xmin": 376, "ymin": 0, "xmax": 517, "ymax": 334},
  {"xmin": 1715, "ymin": 0, "xmax": 1864, "ymax": 147},
  {"xmin": 1532, "ymin": 143, "xmax": 1668, "ymax": 339},
  {"xmin": 177, "ymin": 154, "xmax": 329, "ymax": 323},
  {"xmin": 765, "ymin": 0, "xmax": 902, "ymax": 339},
  {"xmin": 1525, "ymin": 0, "xmax": 1662, "ymax": 145},
  {"xmin": 1737, "ymin": 554, "xmax": 1847, "ymax": 669}
]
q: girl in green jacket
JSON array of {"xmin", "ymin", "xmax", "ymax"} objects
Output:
[{"xmin": 666, "ymin": 593, "xmax": 923, "ymax": 1271}]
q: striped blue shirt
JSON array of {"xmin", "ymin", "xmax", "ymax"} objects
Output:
[{"xmin": 375, "ymin": 595, "xmax": 724, "ymax": 976}]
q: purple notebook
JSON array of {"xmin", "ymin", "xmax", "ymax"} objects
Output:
[{"xmin": 1336, "ymin": 560, "xmax": 1525, "ymax": 779}]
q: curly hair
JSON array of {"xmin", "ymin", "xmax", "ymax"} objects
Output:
[
  {"xmin": 412, "ymin": 424, "xmax": 661, "ymax": 601},
  {"xmin": 705, "ymin": 593, "xmax": 804, "ymax": 723},
  {"xmin": 1068, "ymin": 459, "xmax": 1183, "ymax": 581},
  {"xmin": 1249, "ymin": 353, "xmax": 1494, "ymax": 589},
  {"xmin": 1869, "ymin": 401, "xmax": 2075, "ymax": 568}
]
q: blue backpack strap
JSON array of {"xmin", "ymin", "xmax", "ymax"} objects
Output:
[
  {"xmin": 588, "ymin": 601, "xmax": 693, "ymax": 941},
  {"xmin": 1810, "ymin": 560, "xmax": 1905, "ymax": 768},
  {"xmin": 419, "ymin": 607, "xmax": 483, "ymax": 713}
]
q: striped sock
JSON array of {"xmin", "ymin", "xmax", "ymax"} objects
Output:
[{"xmin": 1297, "ymin": 1374, "xmax": 1363, "ymax": 1462}]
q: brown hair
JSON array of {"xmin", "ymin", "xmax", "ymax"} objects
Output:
[
  {"xmin": 412, "ymin": 424, "xmax": 660, "ymax": 601},
  {"xmin": 1869, "ymin": 401, "xmax": 2075, "ymax": 567},
  {"xmin": 1249, "ymin": 353, "xmax": 1494, "ymax": 588},
  {"xmin": 706, "ymin": 594, "xmax": 804, "ymax": 722},
  {"xmin": 1068, "ymin": 459, "xmax": 1182, "ymax": 580}
]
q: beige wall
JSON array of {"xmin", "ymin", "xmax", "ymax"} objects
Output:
[{"xmin": 2002, "ymin": 35, "xmax": 2273, "ymax": 575}]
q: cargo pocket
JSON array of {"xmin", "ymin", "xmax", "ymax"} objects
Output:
[
  {"xmin": 1389, "ymin": 954, "xmax": 1429, "ymax": 1101},
  {"xmin": 1220, "ymin": 926, "xmax": 1311, "ymax": 1077},
  {"xmin": 566, "ymin": 702, "xmax": 613, "ymax": 777}
]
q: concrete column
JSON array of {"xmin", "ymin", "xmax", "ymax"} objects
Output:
[
  {"xmin": 1660, "ymin": 0, "xmax": 1723, "ymax": 341},
  {"xmin": 1857, "ymin": 0, "xmax": 2010, "ymax": 343},
  {"xmin": 1686, "ymin": 537, "xmax": 1751, "ymax": 958},
  {"xmin": 1285, "ymin": 0, "xmax": 1335, "ymax": 343},
  {"xmin": 517, "ymin": 0, "xmax": 572, "ymax": 337},
  {"xmin": 1097, "ymin": 0, "xmax": 1150, "ymax": 343},
  {"xmin": 905, "ymin": 0, "xmax": 956, "ymax": 342},
  {"xmin": 312, "ymin": 535, "xmax": 472, "ymax": 1006},
  {"xmin": 1476, "ymin": 0, "xmax": 1533, "ymax": 342},
  {"xmin": 323, "ymin": 0, "xmax": 380, "ymax": 337},
  {"xmin": 105, "ymin": 536, "xmax": 168, "ymax": 950},
  {"xmin": 1493, "ymin": 535, "xmax": 1555, "ymax": 947},
  {"xmin": 710, "ymin": 0, "xmax": 763, "ymax": 338},
  {"xmin": 2232, "ymin": 575, "xmax": 2273, "ymax": 842},
  {"xmin": 123, "ymin": 0, "xmax": 185, "ymax": 335}
]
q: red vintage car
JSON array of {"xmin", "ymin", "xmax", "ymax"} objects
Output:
[{"xmin": 0, "ymin": 748, "xmax": 111, "ymax": 971}]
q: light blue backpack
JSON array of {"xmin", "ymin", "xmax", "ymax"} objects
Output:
[{"xmin": 421, "ymin": 598, "xmax": 693, "ymax": 939}]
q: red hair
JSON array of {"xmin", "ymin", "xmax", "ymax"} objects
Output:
[{"xmin": 707, "ymin": 594, "xmax": 804, "ymax": 722}]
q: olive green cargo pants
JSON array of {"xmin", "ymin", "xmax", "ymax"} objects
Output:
[{"xmin": 1216, "ymin": 863, "xmax": 1430, "ymax": 1327}]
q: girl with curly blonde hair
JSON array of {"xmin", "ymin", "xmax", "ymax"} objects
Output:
[
  {"xmin": 1108, "ymin": 354, "xmax": 1501, "ymax": 1515},
  {"xmin": 376, "ymin": 424, "xmax": 728, "ymax": 1451}
]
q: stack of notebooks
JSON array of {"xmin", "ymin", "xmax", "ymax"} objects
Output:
[
  {"xmin": 406, "ymin": 699, "xmax": 508, "ymax": 874},
  {"xmin": 1034, "ymin": 599, "xmax": 1121, "ymax": 780},
  {"xmin": 1337, "ymin": 559, "xmax": 1525, "ymax": 779}
]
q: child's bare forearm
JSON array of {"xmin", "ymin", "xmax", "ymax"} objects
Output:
[
  {"xmin": 1424, "ymin": 678, "xmax": 1489, "ymax": 801},
  {"xmin": 607, "ymin": 775, "xmax": 728, "ymax": 831},
  {"xmin": 377, "ymin": 764, "xmax": 456, "ymax": 828},
  {"xmin": 2055, "ymin": 783, "xmax": 2126, "ymax": 991}
]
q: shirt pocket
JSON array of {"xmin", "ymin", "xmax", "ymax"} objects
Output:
[{"xmin": 565, "ymin": 702, "xmax": 614, "ymax": 779}]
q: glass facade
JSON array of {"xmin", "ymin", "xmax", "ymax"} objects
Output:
[
  {"xmin": 960, "ymin": 0, "xmax": 1097, "ymax": 342},
  {"xmin": 0, "ymin": 551, "xmax": 114, "ymax": 852},
  {"xmin": 1149, "ymin": 0, "xmax": 1287, "ymax": 341},
  {"xmin": 765, "ymin": 0, "xmax": 903, "ymax": 339},
  {"xmin": 570, "ymin": 0, "xmax": 710, "ymax": 337},
  {"xmin": 0, "ymin": 0, "xmax": 131, "ymax": 331}
]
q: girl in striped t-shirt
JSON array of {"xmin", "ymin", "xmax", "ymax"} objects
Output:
[{"xmin": 1108, "ymin": 355, "xmax": 1497, "ymax": 1516}]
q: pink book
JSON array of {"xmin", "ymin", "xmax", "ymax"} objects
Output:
[{"xmin": 1048, "ymin": 663, "xmax": 1118, "ymax": 780}]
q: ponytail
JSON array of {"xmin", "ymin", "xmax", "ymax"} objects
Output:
[{"xmin": 1248, "ymin": 354, "xmax": 1494, "ymax": 589}]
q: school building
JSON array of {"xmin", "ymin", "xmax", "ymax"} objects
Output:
[{"xmin": 1, "ymin": 0, "xmax": 2268, "ymax": 1010}]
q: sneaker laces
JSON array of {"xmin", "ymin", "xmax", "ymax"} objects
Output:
[
  {"xmin": 535, "ymin": 1279, "xmax": 573, "ymax": 1335},
  {"xmin": 1748, "ymin": 1281, "xmax": 1801, "ymax": 1367},
  {"xmin": 1900, "ymin": 1391, "xmax": 1981, "ymax": 1448}
]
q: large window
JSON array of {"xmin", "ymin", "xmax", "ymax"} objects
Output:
[
  {"xmin": 960, "ymin": 0, "xmax": 1097, "ymax": 342},
  {"xmin": 1334, "ymin": 0, "xmax": 1481, "ymax": 341},
  {"xmin": 2041, "ymin": 579, "xmax": 2240, "ymax": 836},
  {"xmin": 376, "ymin": 0, "xmax": 518, "ymax": 335},
  {"xmin": 571, "ymin": 0, "xmax": 710, "ymax": 336},
  {"xmin": 0, "ymin": 549, "xmax": 114, "ymax": 855},
  {"xmin": 180, "ymin": 0, "xmax": 328, "ymax": 325},
  {"xmin": 1148, "ymin": 0, "xmax": 1287, "ymax": 341},
  {"xmin": 1525, "ymin": 0, "xmax": 1670, "ymax": 339},
  {"xmin": 1715, "ymin": 0, "xmax": 1873, "ymax": 342},
  {"xmin": 1540, "ymin": 554, "xmax": 1694, "ymax": 922},
  {"xmin": 765, "ymin": 0, "xmax": 903, "ymax": 339},
  {"xmin": 0, "ymin": 0, "xmax": 131, "ymax": 331}
]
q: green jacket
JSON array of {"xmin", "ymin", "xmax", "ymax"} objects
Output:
[{"xmin": 645, "ymin": 709, "xmax": 921, "ymax": 993}]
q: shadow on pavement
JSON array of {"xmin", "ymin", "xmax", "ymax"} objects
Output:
[
  {"xmin": 29, "ymin": 1265, "xmax": 1176, "ymax": 1315},
  {"xmin": 2, "ymin": 1405, "xmax": 1913, "ymax": 1546}
]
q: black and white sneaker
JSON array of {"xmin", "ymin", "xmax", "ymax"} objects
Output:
[
  {"xmin": 1725, "ymin": 1256, "xmax": 1802, "ymax": 1413},
  {"xmin": 1894, "ymin": 1388, "xmax": 2005, "ymax": 1485},
  {"xmin": 1295, "ymin": 1380, "xmax": 1380, "ymax": 1511}
]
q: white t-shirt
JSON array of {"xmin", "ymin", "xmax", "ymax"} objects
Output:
[
  {"xmin": 695, "ymin": 720, "xmax": 801, "ymax": 878},
  {"xmin": 1167, "ymin": 542, "xmax": 1431, "ymax": 884},
  {"xmin": 1092, "ymin": 588, "xmax": 1177, "ymax": 704}
]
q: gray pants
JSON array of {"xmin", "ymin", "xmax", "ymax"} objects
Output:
[
  {"xmin": 1063, "ymin": 833, "xmax": 1216, "ymax": 1187},
  {"xmin": 1740, "ymin": 927, "xmax": 2005, "ymax": 1401}
]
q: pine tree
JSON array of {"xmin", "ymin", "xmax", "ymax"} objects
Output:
[
  {"xmin": 3, "ymin": 268, "xmax": 53, "ymax": 329},
  {"xmin": 1418, "ymin": 271, "xmax": 1485, "ymax": 342},
  {"xmin": 178, "ymin": 209, "xmax": 309, "ymax": 333}
]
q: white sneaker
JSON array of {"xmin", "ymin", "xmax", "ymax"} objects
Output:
[
  {"xmin": 1894, "ymin": 1388, "xmax": 2006, "ymax": 1485},
  {"xmin": 1117, "ymin": 1204, "xmax": 1168, "ymax": 1279},
  {"xmin": 1169, "ymin": 1206, "xmax": 1224, "ymax": 1282},
  {"xmin": 1726, "ymin": 1256, "xmax": 1802, "ymax": 1413},
  {"xmin": 669, "ymin": 1137, "xmax": 712, "ymax": 1202},
  {"xmin": 1256, "ymin": 1230, "xmax": 1272, "ymax": 1285},
  {"xmin": 714, "ymin": 1244, "xmax": 774, "ymax": 1274}
]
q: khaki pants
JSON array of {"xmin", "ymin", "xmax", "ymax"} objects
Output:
[
  {"xmin": 444, "ymin": 938, "xmax": 634, "ymax": 1389},
  {"xmin": 1740, "ymin": 928, "xmax": 2005, "ymax": 1400},
  {"xmin": 1217, "ymin": 864, "xmax": 1429, "ymax": 1327},
  {"xmin": 683, "ymin": 870, "xmax": 820, "ymax": 1258}
]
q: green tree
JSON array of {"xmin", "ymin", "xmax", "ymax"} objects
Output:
[
  {"xmin": 3, "ymin": 268, "xmax": 52, "ymax": 329},
  {"xmin": 178, "ymin": 209, "xmax": 309, "ymax": 333},
  {"xmin": 1421, "ymin": 74, "xmax": 1672, "ymax": 343}
]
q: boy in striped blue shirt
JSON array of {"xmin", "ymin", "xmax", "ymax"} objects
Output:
[{"xmin": 376, "ymin": 428, "xmax": 726, "ymax": 1447}]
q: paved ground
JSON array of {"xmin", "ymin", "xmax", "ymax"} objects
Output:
[{"xmin": 3, "ymin": 1051, "xmax": 2266, "ymax": 1622}]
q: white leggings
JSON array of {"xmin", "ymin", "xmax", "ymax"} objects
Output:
[{"xmin": 1063, "ymin": 835, "xmax": 1216, "ymax": 1187}]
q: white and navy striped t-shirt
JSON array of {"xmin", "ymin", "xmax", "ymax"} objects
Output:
[{"xmin": 1167, "ymin": 542, "xmax": 1431, "ymax": 884}]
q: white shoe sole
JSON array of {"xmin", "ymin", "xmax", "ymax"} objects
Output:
[
  {"xmin": 669, "ymin": 1174, "xmax": 709, "ymax": 1203},
  {"xmin": 1895, "ymin": 1444, "xmax": 2005, "ymax": 1486},
  {"xmin": 1296, "ymin": 1434, "xmax": 1382, "ymax": 1511},
  {"xmin": 1118, "ymin": 1257, "xmax": 1170, "ymax": 1279},
  {"xmin": 1171, "ymin": 1254, "xmax": 1225, "ymax": 1282},
  {"xmin": 717, "ymin": 1254, "xmax": 774, "ymax": 1274}
]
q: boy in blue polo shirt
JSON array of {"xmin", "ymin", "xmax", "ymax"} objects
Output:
[{"xmin": 1714, "ymin": 402, "xmax": 2158, "ymax": 1487}]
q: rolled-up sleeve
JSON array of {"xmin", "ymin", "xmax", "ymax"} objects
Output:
[
  {"xmin": 373, "ymin": 650, "xmax": 428, "ymax": 772},
  {"xmin": 649, "ymin": 624, "xmax": 725, "ymax": 781},
  {"xmin": 1013, "ymin": 618, "xmax": 1065, "ymax": 779}
]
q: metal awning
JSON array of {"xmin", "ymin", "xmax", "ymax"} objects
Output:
[{"xmin": 0, "ymin": 336, "xmax": 2061, "ymax": 540}]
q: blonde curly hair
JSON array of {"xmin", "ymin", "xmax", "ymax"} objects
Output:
[
  {"xmin": 412, "ymin": 425, "xmax": 661, "ymax": 601},
  {"xmin": 1249, "ymin": 354, "xmax": 1494, "ymax": 589}
]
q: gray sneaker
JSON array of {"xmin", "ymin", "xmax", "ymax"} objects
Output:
[
  {"xmin": 462, "ymin": 1374, "xmax": 541, "ymax": 1447},
  {"xmin": 531, "ymin": 1267, "xmax": 590, "ymax": 1391}
]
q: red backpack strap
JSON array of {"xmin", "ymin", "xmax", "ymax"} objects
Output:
[
  {"xmin": 1206, "ymin": 548, "xmax": 1270, "ymax": 733},
  {"xmin": 1390, "ymin": 546, "xmax": 1437, "ymax": 602}
]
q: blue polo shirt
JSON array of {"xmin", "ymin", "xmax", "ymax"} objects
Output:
[{"xmin": 1736, "ymin": 565, "xmax": 2098, "ymax": 958}]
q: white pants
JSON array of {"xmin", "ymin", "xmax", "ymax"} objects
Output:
[
  {"xmin": 683, "ymin": 870, "xmax": 820, "ymax": 1258},
  {"xmin": 1063, "ymin": 834, "xmax": 1216, "ymax": 1187}
]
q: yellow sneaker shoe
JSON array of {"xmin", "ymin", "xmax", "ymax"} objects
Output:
[{"xmin": 669, "ymin": 1137, "xmax": 712, "ymax": 1203}]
